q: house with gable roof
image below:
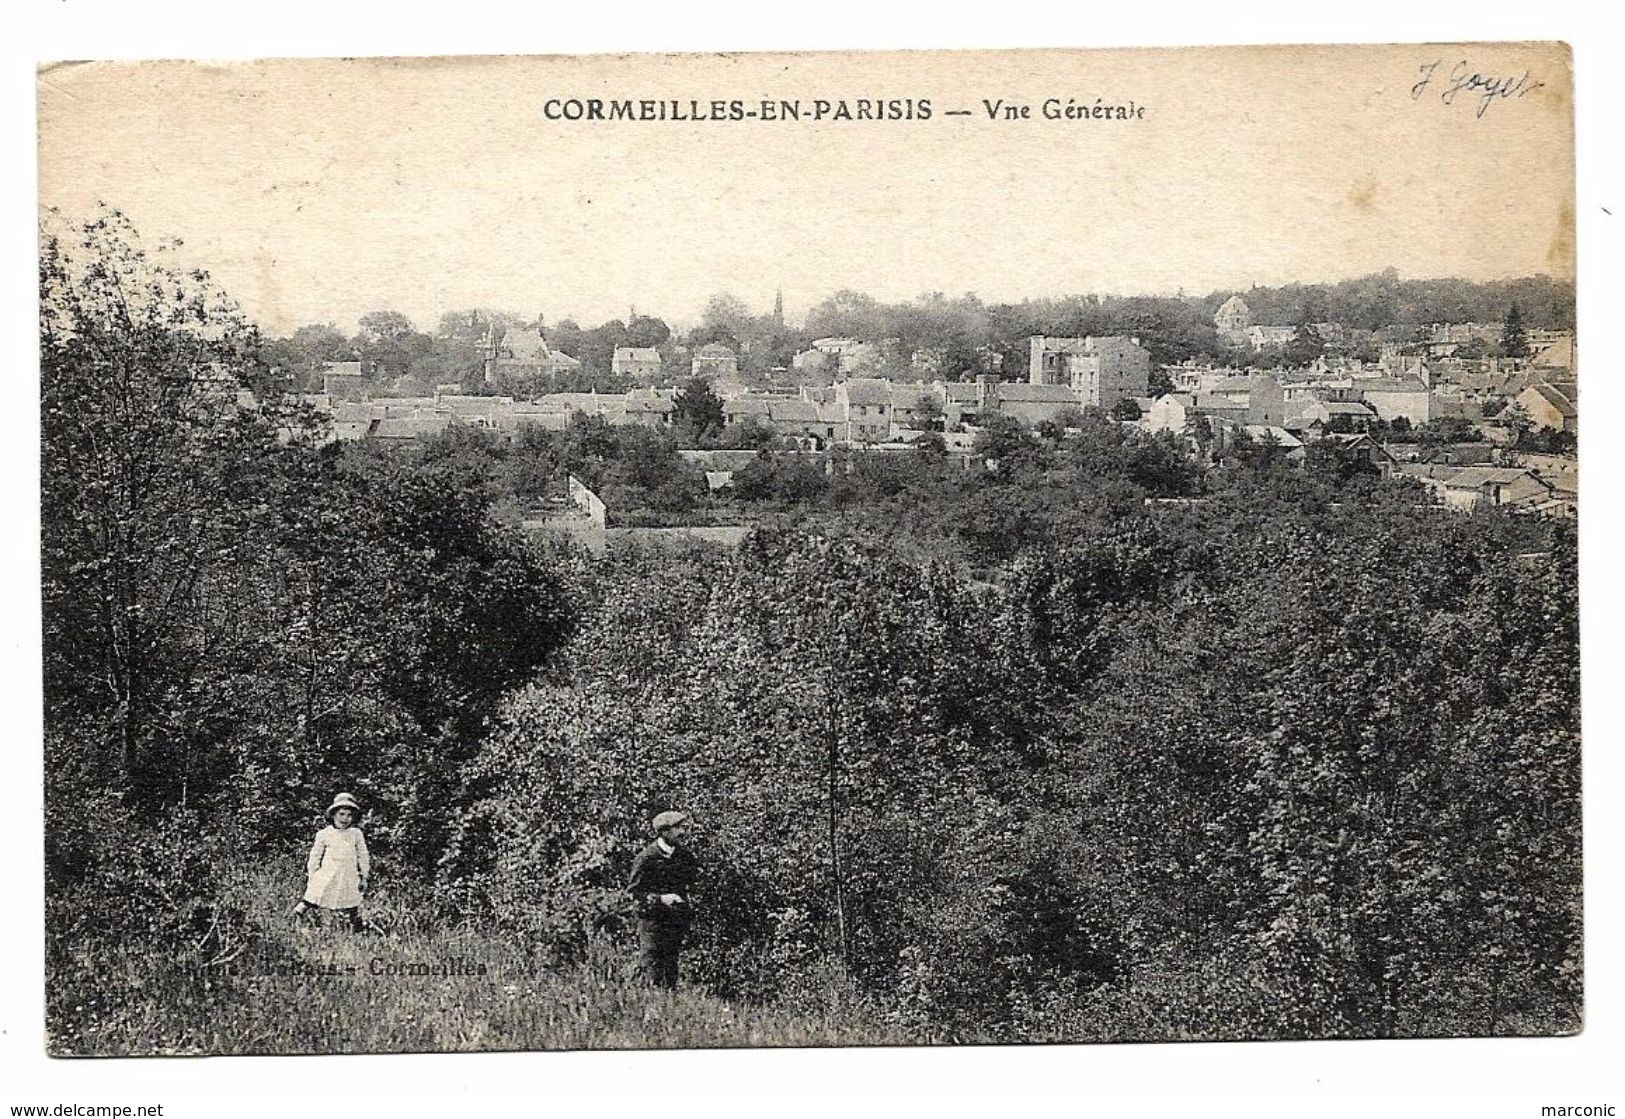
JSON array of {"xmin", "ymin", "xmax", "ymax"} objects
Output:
[
  {"xmin": 612, "ymin": 346, "xmax": 664, "ymax": 379},
  {"xmin": 1214, "ymin": 295, "xmax": 1251, "ymax": 343},
  {"xmin": 1516, "ymin": 381, "xmax": 1578, "ymax": 435},
  {"xmin": 836, "ymin": 378, "xmax": 894, "ymax": 441}
]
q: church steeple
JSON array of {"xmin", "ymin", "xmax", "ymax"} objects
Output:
[{"xmin": 772, "ymin": 288, "xmax": 784, "ymax": 328}]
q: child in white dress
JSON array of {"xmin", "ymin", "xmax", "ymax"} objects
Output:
[{"xmin": 292, "ymin": 792, "xmax": 370, "ymax": 931}]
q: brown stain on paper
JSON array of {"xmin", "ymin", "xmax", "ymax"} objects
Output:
[{"xmin": 1548, "ymin": 198, "xmax": 1576, "ymax": 276}]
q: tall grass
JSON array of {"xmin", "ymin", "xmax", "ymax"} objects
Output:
[{"xmin": 46, "ymin": 870, "xmax": 921, "ymax": 1055}]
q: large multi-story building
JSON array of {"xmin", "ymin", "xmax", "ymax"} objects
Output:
[{"xmin": 1027, "ymin": 335, "xmax": 1151, "ymax": 409}]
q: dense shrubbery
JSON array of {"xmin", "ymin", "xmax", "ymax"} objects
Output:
[
  {"xmin": 43, "ymin": 212, "xmax": 1580, "ymax": 1050},
  {"xmin": 41, "ymin": 211, "xmax": 578, "ymax": 898},
  {"xmin": 449, "ymin": 495, "xmax": 1578, "ymax": 1041}
]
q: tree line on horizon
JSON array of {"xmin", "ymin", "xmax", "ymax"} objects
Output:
[{"xmin": 261, "ymin": 270, "xmax": 1576, "ymax": 398}]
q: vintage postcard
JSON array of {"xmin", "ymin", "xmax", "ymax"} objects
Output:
[{"xmin": 36, "ymin": 44, "xmax": 1577, "ymax": 1055}]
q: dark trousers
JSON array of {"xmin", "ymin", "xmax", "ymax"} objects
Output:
[{"xmin": 638, "ymin": 919, "xmax": 686, "ymax": 989}]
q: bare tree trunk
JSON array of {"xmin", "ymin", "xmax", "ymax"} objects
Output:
[
  {"xmin": 824, "ymin": 664, "xmax": 850, "ymax": 970},
  {"xmin": 303, "ymin": 568, "xmax": 320, "ymax": 749}
]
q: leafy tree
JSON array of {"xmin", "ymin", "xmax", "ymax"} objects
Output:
[
  {"xmin": 700, "ymin": 292, "xmax": 755, "ymax": 337},
  {"xmin": 1281, "ymin": 320, "xmax": 1326, "ymax": 369},
  {"xmin": 357, "ymin": 310, "xmax": 416, "ymax": 345},
  {"xmin": 626, "ymin": 314, "xmax": 672, "ymax": 349},
  {"xmin": 806, "ymin": 290, "xmax": 884, "ymax": 340},
  {"xmin": 1415, "ymin": 415, "xmax": 1482, "ymax": 446},
  {"xmin": 292, "ymin": 322, "xmax": 350, "ymax": 358},
  {"xmin": 427, "ymin": 309, "xmax": 509, "ymax": 391},
  {"xmin": 579, "ymin": 319, "xmax": 630, "ymax": 374},
  {"xmin": 506, "ymin": 423, "xmax": 564, "ymax": 503},
  {"xmin": 40, "ymin": 208, "xmax": 578, "ymax": 858},
  {"xmin": 971, "ymin": 414, "xmax": 1038, "ymax": 476},
  {"xmin": 720, "ymin": 416, "xmax": 780, "ymax": 451},
  {"xmin": 673, "ymin": 376, "xmax": 725, "ymax": 442},
  {"xmin": 265, "ymin": 322, "xmax": 351, "ymax": 390},
  {"xmin": 909, "ymin": 392, "xmax": 946, "ymax": 431},
  {"xmin": 1383, "ymin": 415, "xmax": 1414, "ymax": 439},
  {"xmin": 353, "ymin": 310, "xmax": 435, "ymax": 382},
  {"xmin": 1520, "ymin": 426, "xmax": 1577, "ymax": 455},
  {"xmin": 1501, "ymin": 303, "xmax": 1529, "ymax": 361},
  {"xmin": 1223, "ymin": 427, "xmax": 1287, "ymax": 470},
  {"xmin": 548, "ymin": 318, "xmax": 586, "ymax": 360},
  {"xmin": 1304, "ymin": 438, "xmax": 1378, "ymax": 485},
  {"xmin": 40, "ymin": 207, "xmax": 319, "ymax": 807},
  {"xmin": 731, "ymin": 452, "xmax": 829, "ymax": 506}
]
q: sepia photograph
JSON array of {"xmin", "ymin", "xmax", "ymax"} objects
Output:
[{"xmin": 33, "ymin": 41, "xmax": 1582, "ymax": 1063}]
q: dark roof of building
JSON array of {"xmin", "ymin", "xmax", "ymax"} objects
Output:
[
  {"xmin": 769, "ymin": 399, "xmax": 820, "ymax": 423},
  {"xmin": 435, "ymin": 395, "xmax": 510, "ymax": 414},
  {"xmin": 1355, "ymin": 379, "xmax": 1429, "ymax": 393},
  {"xmin": 372, "ymin": 415, "xmax": 456, "ymax": 439},
  {"xmin": 1442, "ymin": 466, "xmax": 1549, "ymax": 490},
  {"xmin": 537, "ymin": 392, "xmax": 608, "ymax": 410},
  {"xmin": 724, "ymin": 395, "xmax": 773, "ymax": 416},
  {"xmin": 837, "ymin": 378, "xmax": 890, "ymax": 406},
  {"xmin": 997, "ymin": 384, "xmax": 1083, "ymax": 404},
  {"xmin": 625, "ymin": 388, "xmax": 676, "ymax": 413}
]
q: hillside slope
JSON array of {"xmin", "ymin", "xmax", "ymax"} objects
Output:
[{"xmin": 47, "ymin": 872, "xmax": 918, "ymax": 1055}]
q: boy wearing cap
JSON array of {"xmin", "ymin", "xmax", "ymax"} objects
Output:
[
  {"xmin": 293, "ymin": 792, "xmax": 371, "ymax": 932},
  {"xmin": 626, "ymin": 811, "xmax": 699, "ymax": 989}
]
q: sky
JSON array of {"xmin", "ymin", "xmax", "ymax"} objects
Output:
[{"xmin": 37, "ymin": 45, "xmax": 1574, "ymax": 335}]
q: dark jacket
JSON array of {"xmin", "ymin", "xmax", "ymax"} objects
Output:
[{"xmin": 626, "ymin": 841, "xmax": 699, "ymax": 925}]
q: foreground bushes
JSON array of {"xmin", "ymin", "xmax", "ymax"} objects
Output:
[{"xmin": 448, "ymin": 503, "xmax": 1579, "ymax": 1042}]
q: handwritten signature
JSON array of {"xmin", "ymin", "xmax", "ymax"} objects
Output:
[{"xmin": 1411, "ymin": 60, "xmax": 1544, "ymax": 119}]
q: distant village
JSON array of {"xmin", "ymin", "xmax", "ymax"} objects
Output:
[{"xmin": 298, "ymin": 293, "xmax": 1578, "ymax": 522}]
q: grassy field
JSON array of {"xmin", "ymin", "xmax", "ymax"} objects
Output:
[{"xmin": 46, "ymin": 871, "xmax": 920, "ymax": 1056}]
